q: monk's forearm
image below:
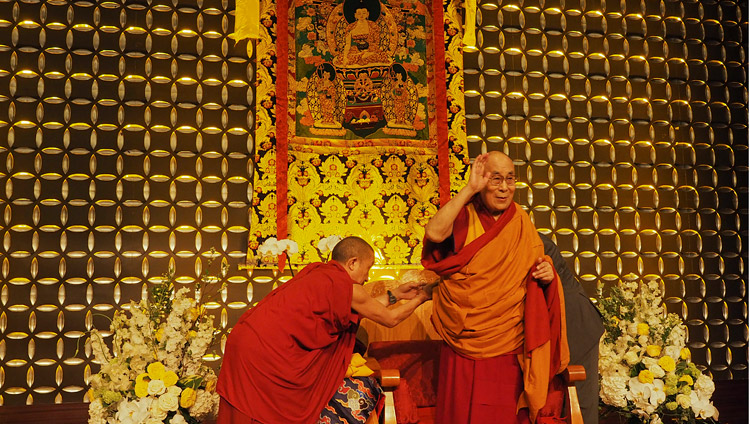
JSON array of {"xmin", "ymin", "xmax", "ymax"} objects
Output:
[
  {"xmin": 372, "ymin": 291, "xmax": 417, "ymax": 312},
  {"xmin": 424, "ymin": 186, "xmax": 475, "ymax": 242},
  {"xmin": 373, "ymin": 293, "xmax": 389, "ymax": 307},
  {"xmin": 384, "ymin": 297, "xmax": 425, "ymax": 328},
  {"xmin": 352, "ymin": 285, "xmax": 427, "ymax": 328}
]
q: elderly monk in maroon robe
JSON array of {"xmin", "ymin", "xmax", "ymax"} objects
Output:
[
  {"xmin": 422, "ymin": 151, "xmax": 569, "ymax": 424},
  {"xmin": 217, "ymin": 236, "xmax": 430, "ymax": 424}
]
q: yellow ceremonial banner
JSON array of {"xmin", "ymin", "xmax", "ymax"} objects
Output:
[
  {"xmin": 463, "ymin": 0, "xmax": 476, "ymax": 48},
  {"xmin": 231, "ymin": 0, "xmax": 261, "ymax": 40}
]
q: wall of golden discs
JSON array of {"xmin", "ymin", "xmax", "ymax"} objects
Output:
[
  {"xmin": 0, "ymin": 0, "xmax": 259, "ymax": 405},
  {"xmin": 0, "ymin": 0, "xmax": 745, "ymax": 408},
  {"xmin": 462, "ymin": 0, "xmax": 747, "ymax": 381}
]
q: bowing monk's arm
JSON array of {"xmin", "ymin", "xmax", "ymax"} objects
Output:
[
  {"xmin": 351, "ymin": 284, "xmax": 428, "ymax": 328},
  {"xmin": 425, "ymin": 153, "xmax": 490, "ymax": 242}
]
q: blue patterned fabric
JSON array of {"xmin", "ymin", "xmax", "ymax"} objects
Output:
[{"xmin": 318, "ymin": 376, "xmax": 383, "ymax": 424}]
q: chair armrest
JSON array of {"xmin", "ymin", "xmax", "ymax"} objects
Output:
[
  {"xmin": 562, "ymin": 365, "xmax": 586, "ymax": 424},
  {"xmin": 367, "ymin": 356, "xmax": 399, "ymax": 424},
  {"xmin": 563, "ymin": 365, "xmax": 586, "ymax": 384},
  {"xmin": 375, "ymin": 369, "xmax": 400, "ymax": 388}
]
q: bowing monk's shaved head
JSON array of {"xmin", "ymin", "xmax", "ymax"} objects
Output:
[{"xmin": 331, "ymin": 236, "xmax": 374, "ymax": 263}]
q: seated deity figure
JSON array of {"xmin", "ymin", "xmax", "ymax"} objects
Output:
[{"xmin": 329, "ymin": 0, "xmax": 394, "ymax": 67}]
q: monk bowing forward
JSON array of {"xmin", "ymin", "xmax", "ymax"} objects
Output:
[
  {"xmin": 422, "ymin": 151, "xmax": 570, "ymax": 424},
  {"xmin": 217, "ymin": 236, "xmax": 430, "ymax": 424}
]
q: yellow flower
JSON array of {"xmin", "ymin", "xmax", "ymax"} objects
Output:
[
  {"xmin": 646, "ymin": 345, "xmax": 662, "ymax": 357},
  {"xmin": 638, "ymin": 369, "xmax": 654, "ymax": 384},
  {"xmin": 136, "ymin": 373, "xmax": 150, "ymax": 384},
  {"xmin": 658, "ymin": 356, "xmax": 676, "ymax": 373},
  {"xmin": 680, "ymin": 347, "xmax": 691, "ymax": 360},
  {"xmin": 188, "ymin": 307, "xmax": 200, "ymax": 321},
  {"xmin": 147, "ymin": 362, "xmax": 166, "ymax": 380},
  {"xmin": 155, "ymin": 328, "xmax": 164, "ymax": 342},
  {"xmin": 205, "ymin": 378, "xmax": 217, "ymax": 392},
  {"xmin": 134, "ymin": 380, "xmax": 149, "ymax": 398},
  {"xmin": 180, "ymin": 387, "xmax": 197, "ymax": 408},
  {"xmin": 637, "ymin": 323, "xmax": 650, "ymax": 336},
  {"xmin": 609, "ymin": 316, "xmax": 619, "ymax": 326},
  {"xmin": 163, "ymin": 370, "xmax": 179, "ymax": 387},
  {"xmin": 679, "ymin": 375, "xmax": 694, "ymax": 386}
]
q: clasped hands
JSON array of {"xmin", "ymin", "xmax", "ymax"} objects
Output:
[{"xmin": 392, "ymin": 278, "xmax": 439, "ymax": 303}]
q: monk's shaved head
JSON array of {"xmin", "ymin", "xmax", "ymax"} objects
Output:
[
  {"xmin": 486, "ymin": 150, "xmax": 513, "ymax": 166},
  {"xmin": 331, "ymin": 236, "xmax": 374, "ymax": 263}
]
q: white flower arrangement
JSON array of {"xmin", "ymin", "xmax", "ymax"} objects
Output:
[
  {"xmin": 87, "ymin": 252, "xmax": 227, "ymax": 424},
  {"xmin": 317, "ymin": 235, "xmax": 343, "ymax": 256},
  {"xmin": 598, "ymin": 279, "xmax": 719, "ymax": 424},
  {"xmin": 257, "ymin": 237, "xmax": 299, "ymax": 266}
]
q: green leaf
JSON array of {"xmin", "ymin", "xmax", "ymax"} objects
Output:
[{"xmin": 179, "ymin": 375, "xmax": 204, "ymax": 390}]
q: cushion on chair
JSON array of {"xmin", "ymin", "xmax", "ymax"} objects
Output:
[
  {"xmin": 367, "ymin": 340, "xmax": 442, "ymax": 408},
  {"xmin": 417, "ymin": 407, "xmax": 436, "ymax": 424},
  {"xmin": 393, "ymin": 378, "xmax": 419, "ymax": 424}
]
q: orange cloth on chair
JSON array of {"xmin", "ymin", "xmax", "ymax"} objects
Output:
[
  {"xmin": 423, "ymin": 198, "xmax": 569, "ymax": 422},
  {"xmin": 217, "ymin": 261, "xmax": 360, "ymax": 424}
]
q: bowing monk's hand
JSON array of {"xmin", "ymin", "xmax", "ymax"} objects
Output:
[
  {"xmin": 421, "ymin": 280, "xmax": 438, "ymax": 300},
  {"xmin": 467, "ymin": 153, "xmax": 491, "ymax": 194},
  {"xmin": 393, "ymin": 281, "xmax": 426, "ymax": 301},
  {"xmin": 531, "ymin": 257, "xmax": 554, "ymax": 285}
]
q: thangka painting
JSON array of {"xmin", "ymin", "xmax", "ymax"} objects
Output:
[
  {"xmin": 250, "ymin": 0, "xmax": 468, "ymax": 266},
  {"xmin": 291, "ymin": 0, "xmax": 438, "ymax": 149}
]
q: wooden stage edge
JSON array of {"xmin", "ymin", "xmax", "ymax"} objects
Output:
[{"xmin": 0, "ymin": 380, "xmax": 746, "ymax": 424}]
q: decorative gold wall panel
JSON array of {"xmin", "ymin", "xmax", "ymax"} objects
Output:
[
  {"xmin": 463, "ymin": 0, "xmax": 747, "ymax": 380},
  {"xmin": 0, "ymin": 0, "xmax": 256, "ymax": 405},
  {"xmin": 0, "ymin": 0, "xmax": 746, "ymax": 407}
]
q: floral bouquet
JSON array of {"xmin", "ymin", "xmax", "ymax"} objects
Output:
[
  {"xmin": 317, "ymin": 235, "xmax": 343, "ymax": 259},
  {"xmin": 597, "ymin": 279, "xmax": 719, "ymax": 424},
  {"xmin": 87, "ymin": 253, "xmax": 228, "ymax": 424},
  {"xmin": 256, "ymin": 237, "xmax": 299, "ymax": 272}
]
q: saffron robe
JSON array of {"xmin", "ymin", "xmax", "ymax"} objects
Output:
[
  {"xmin": 422, "ymin": 197, "xmax": 569, "ymax": 422},
  {"xmin": 217, "ymin": 261, "xmax": 360, "ymax": 424}
]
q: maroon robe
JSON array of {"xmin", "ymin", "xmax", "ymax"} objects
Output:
[{"xmin": 217, "ymin": 261, "xmax": 359, "ymax": 424}]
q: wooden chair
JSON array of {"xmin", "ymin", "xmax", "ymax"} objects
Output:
[
  {"xmin": 563, "ymin": 365, "xmax": 587, "ymax": 424},
  {"xmin": 371, "ymin": 363, "xmax": 400, "ymax": 424}
]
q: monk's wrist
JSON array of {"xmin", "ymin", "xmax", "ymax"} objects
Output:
[{"xmin": 386, "ymin": 290, "xmax": 398, "ymax": 305}]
